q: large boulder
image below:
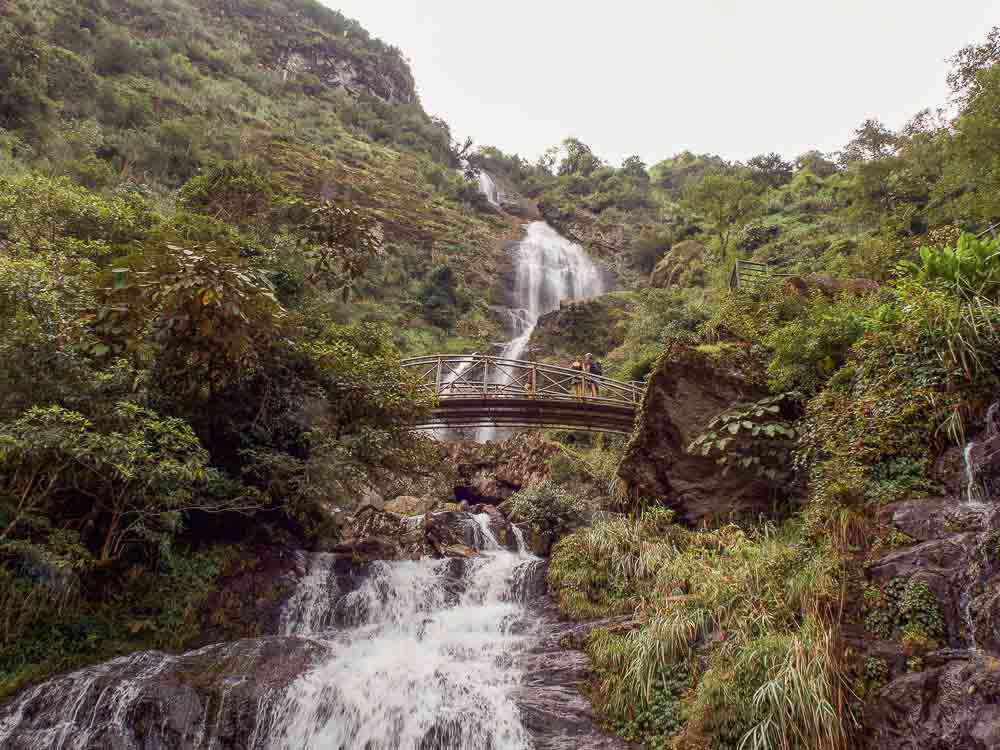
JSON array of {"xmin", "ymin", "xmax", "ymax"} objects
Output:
[
  {"xmin": 334, "ymin": 506, "xmax": 424, "ymax": 561},
  {"xmin": 783, "ymin": 273, "xmax": 879, "ymax": 296},
  {"xmin": 530, "ymin": 293, "xmax": 636, "ymax": 363},
  {"xmin": 617, "ymin": 343, "xmax": 772, "ymax": 525},
  {"xmin": 384, "ymin": 495, "xmax": 438, "ymax": 516}
]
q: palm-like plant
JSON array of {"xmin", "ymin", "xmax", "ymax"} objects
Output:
[{"xmin": 898, "ymin": 232, "xmax": 1000, "ymax": 301}]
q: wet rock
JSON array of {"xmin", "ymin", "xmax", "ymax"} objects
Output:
[
  {"xmin": 514, "ymin": 597, "xmax": 631, "ymax": 750},
  {"xmin": 424, "ymin": 511, "xmax": 493, "ymax": 558},
  {"xmin": 617, "ymin": 342, "xmax": 772, "ymax": 525},
  {"xmin": 884, "ymin": 497, "xmax": 994, "ymax": 542},
  {"xmin": 450, "ymin": 433, "xmax": 558, "ymax": 505},
  {"xmin": 0, "ymin": 637, "xmax": 328, "ymax": 750},
  {"xmin": 516, "ymin": 523, "xmax": 555, "ymax": 557},
  {"xmin": 867, "ymin": 653, "xmax": 1000, "ymax": 750},
  {"xmin": 970, "ymin": 575, "xmax": 1000, "ymax": 652},
  {"xmin": 192, "ymin": 545, "xmax": 300, "ymax": 647},
  {"xmin": 336, "ymin": 506, "xmax": 423, "ymax": 561}
]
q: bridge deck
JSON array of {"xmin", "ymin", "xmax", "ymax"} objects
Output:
[{"xmin": 401, "ymin": 355, "xmax": 643, "ymax": 434}]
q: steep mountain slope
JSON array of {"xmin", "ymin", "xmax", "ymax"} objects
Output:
[{"xmin": 3, "ymin": 0, "xmax": 518, "ymax": 352}]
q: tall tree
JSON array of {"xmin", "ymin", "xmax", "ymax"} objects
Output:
[
  {"xmin": 947, "ymin": 25, "xmax": 1000, "ymax": 105},
  {"xmin": 747, "ymin": 152, "xmax": 794, "ymax": 188},
  {"xmin": 558, "ymin": 138, "xmax": 601, "ymax": 177},
  {"xmin": 839, "ymin": 118, "xmax": 898, "ymax": 165},
  {"xmin": 682, "ymin": 169, "xmax": 762, "ymax": 261}
]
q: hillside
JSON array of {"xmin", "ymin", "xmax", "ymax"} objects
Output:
[
  {"xmin": 5, "ymin": 3, "xmax": 1000, "ymax": 750},
  {"xmin": 3, "ymin": 0, "xmax": 518, "ymax": 353}
]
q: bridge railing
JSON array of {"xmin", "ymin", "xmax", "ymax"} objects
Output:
[{"xmin": 401, "ymin": 355, "xmax": 644, "ymax": 408}]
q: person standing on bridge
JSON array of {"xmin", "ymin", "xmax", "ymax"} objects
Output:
[
  {"xmin": 584, "ymin": 353, "xmax": 602, "ymax": 398},
  {"xmin": 570, "ymin": 358, "xmax": 584, "ymax": 399}
]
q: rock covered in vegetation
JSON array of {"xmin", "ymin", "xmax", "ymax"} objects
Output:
[
  {"xmin": 783, "ymin": 273, "xmax": 880, "ymax": 296},
  {"xmin": 649, "ymin": 239, "xmax": 707, "ymax": 288},
  {"xmin": 617, "ymin": 343, "xmax": 771, "ymax": 524},
  {"xmin": 863, "ymin": 432, "xmax": 1000, "ymax": 746},
  {"xmin": 531, "ymin": 293, "xmax": 636, "ymax": 363}
]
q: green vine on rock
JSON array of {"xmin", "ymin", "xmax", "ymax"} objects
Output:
[{"xmin": 686, "ymin": 392, "xmax": 803, "ymax": 487}]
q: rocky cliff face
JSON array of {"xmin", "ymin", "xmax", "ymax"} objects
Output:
[
  {"xmin": 205, "ymin": 0, "xmax": 417, "ymax": 103},
  {"xmin": 861, "ymin": 427, "xmax": 1000, "ymax": 749},
  {"xmin": 617, "ymin": 342, "xmax": 774, "ymax": 525}
]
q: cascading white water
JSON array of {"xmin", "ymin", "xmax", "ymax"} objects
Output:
[
  {"xmin": 478, "ymin": 171, "xmax": 502, "ymax": 207},
  {"xmin": 479, "ymin": 221, "xmax": 606, "ymax": 441},
  {"xmin": 267, "ymin": 515, "xmax": 543, "ymax": 749}
]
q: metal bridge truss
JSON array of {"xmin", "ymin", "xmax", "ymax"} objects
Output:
[{"xmin": 401, "ymin": 355, "xmax": 644, "ymax": 434}]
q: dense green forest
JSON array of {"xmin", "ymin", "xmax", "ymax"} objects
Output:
[{"xmin": 3, "ymin": 0, "xmax": 1000, "ymax": 747}]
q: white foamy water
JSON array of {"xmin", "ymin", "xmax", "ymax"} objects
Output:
[
  {"xmin": 479, "ymin": 221, "xmax": 605, "ymax": 441},
  {"xmin": 269, "ymin": 518, "xmax": 542, "ymax": 750},
  {"xmin": 478, "ymin": 171, "xmax": 502, "ymax": 206},
  {"xmin": 0, "ymin": 514, "xmax": 544, "ymax": 750}
]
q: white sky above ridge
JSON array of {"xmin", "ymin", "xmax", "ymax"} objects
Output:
[{"xmin": 323, "ymin": 0, "xmax": 1000, "ymax": 167}]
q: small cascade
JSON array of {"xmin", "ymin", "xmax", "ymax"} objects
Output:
[
  {"xmin": 280, "ymin": 553, "xmax": 340, "ymax": 636},
  {"xmin": 479, "ymin": 221, "xmax": 606, "ymax": 441},
  {"xmin": 0, "ymin": 512, "xmax": 548, "ymax": 750},
  {"xmin": 268, "ymin": 520, "xmax": 541, "ymax": 750},
  {"xmin": 478, "ymin": 171, "xmax": 502, "ymax": 207}
]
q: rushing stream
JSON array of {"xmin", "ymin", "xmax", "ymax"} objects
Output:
[
  {"xmin": 0, "ymin": 515, "xmax": 554, "ymax": 750},
  {"xmin": 269, "ymin": 518, "xmax": 543, "ymax": 749}
]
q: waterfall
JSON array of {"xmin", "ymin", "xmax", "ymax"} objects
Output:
[
  {"xmin": 478, "ymin": 171, "xmax": 501, "ymax": 206},
  {"xmin": 479, "ymin": 221, "xmax": 606, "ymax": 441},
  {"xmin": 268, "ymin": 533, "xmax": 541, "ymax": 749},
  {"xmin": 0, "ymin": 516, "xmax": 546, "ymax": 749}
]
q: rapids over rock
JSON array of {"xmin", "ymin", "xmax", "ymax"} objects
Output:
[{"xmin": 0, "ymin": 511, "xmax": 626, "ymax": 750}]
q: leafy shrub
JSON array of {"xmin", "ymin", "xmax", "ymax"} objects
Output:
[
  {"xmin": 94, "ymin": 31, "xmax": 147, "ymax": 76},
  {"xmin": 763, "ymin": 291, "xmax": 875, "ymax": 393},
  {"xmin": 687, "ymin": 392, "xmax": 802, "ymax": 488},
  {"xmin": 0, "ymin": 17, "xmax": 52, "ymax": 139},
  {"xmin": 898, "ymin": 232, "xmax": 1000, "ymax": 301},
  {"xmin": 507, "ymin": 481, "xmax": 587, "ymax": 537}
]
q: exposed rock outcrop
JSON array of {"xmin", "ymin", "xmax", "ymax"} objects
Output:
[
  {"xmin": 867, "ymin": 653, "xmax": 1000, "ymax": 750},
  {"xmin": 449, "ymin": 433, "xmax": 558, "ymax": 505},
  {"xmin": 863, "ymin": 413, "xmax": 1000, "ymax": 748},
  {"xmin": 530, "ymin": 293, "xmax": 636, "ymax": 363},
  {"xmin": 515, "ymin": 598, "xmax": 631, "ymax": 750},
  {"xmin": 617, "ymin": 343, "xmax": 772, "ymax": 525}
]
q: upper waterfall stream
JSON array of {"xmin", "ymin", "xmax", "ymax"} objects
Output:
[{"xmin": 479, "ymin": 220, "xmax": 606, "ymax": 441}]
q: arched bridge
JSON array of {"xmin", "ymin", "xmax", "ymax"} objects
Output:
[{"xmin": 402, "ymin": 355, "xmax": 644, "ymax": 434}]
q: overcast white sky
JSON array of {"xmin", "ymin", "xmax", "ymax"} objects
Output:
[{"xmin": 323, "ymin": 1, "xmax": 999, "ymax": 167}]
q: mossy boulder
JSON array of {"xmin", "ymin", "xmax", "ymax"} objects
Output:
[
  {"xmin": 617, "ymin": 342, "xmax": 772, "ymax": 525},
  {"xmin": 530, "ymin": 293, "xmax": 635, "ymax": 363}
]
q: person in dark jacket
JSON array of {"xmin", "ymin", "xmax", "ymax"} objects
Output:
[{"xmin": 584, "ymin": 353, "xmax": 602, "ymax": 398}]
